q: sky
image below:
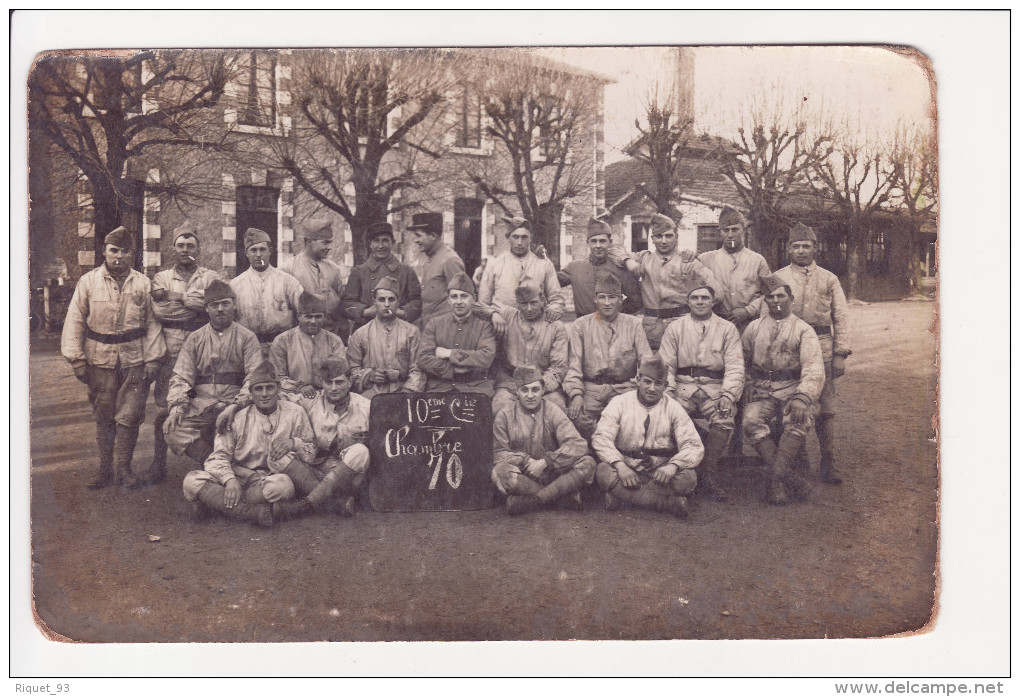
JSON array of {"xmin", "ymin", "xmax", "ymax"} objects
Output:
[{"xmin": 541, "ymin": 45, "xmax": 934, "ymax": 163}]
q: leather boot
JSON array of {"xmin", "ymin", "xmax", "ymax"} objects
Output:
[
  {"xmin": 114, "ymin": 425, "xmax": 142, "ymax": 488},
  {"xmin": 281, "ymin": 460, "xmax": 321, "ymax": 497},
  {"xmin": 184, "ymin": 439, "xmax": 214, "ymax": 466},
  {"xmin": 535, "ymin": 468, "xmax": 588, "ymax": 506},
  {"xmin": 697, "ymin": 427, "xmax": 731, "ymax": 500},
  {"xmin": 816, "ymin": 415, "xmax": 842, "ymax": 484},
  {"xmin": 754, "ymin": 438, "xmax": 787, "ymax": 505},
  {"xmin": 272, "ymin": 498, "xmax": 313, "ymax": 521},
  {"xmin": 87, "ymin": 422, "xmax": 117, "ymax": 489},
  {"xmin": 507, "ymin": 494, "xmax": 543, "ymax": 516},
  {"xmin": 149, "ymin": 412, "xmax": 168, "ymax": 485},
  {"xmin": 654, "ymin": 494, "xmax": 689, "ymax": 518},
  {"xmin": 305, "ymin": 470, "xmax": 343, "ymax": 511},
  {"xmin": 196, "ymin": 483, "xmax": 273, "ymax": 527},
  {"xmin": 774, "ymin": 431, "xmax": 813, "ymax": 501}
]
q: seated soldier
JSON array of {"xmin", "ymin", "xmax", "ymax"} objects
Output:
[
  {"xmin": 485, "ymin": 281, "xmax": 568, "ymax": 416},
  {"xmin": 347, "ymin": 276, "xmax": 426, "ymax": 399},
  {"xmin": 181, "ymin": 362, "xmax": 317, "ymax": 527},
  {"xmin": 491, "ymin": 366, "xmax": 596, "ymax": 516},
  {"xmin": 657, "ymin": 285, "xmax": 745, "ymax": 500},
  {"xmin": 742, "ymin": 275, "xmax": 825, "ymax": 505},
  {"xmin": 275, "ymin": 356, "xmax": 370, "ymax": 519},
  {"xmin": 563, "ymin": 272, "xmax": 652, "ymax": 437},
  {"xmin": 418, "ymin": 271, "xmax": 496, "ymax": 396},
  {"xmin": 592, "ymin": 356, "xmax": 704, "ymax": 518},
  {"xmin": 164, "ymin": 280, "xmax": 263, "ymax": 464},
  {"xmin": 269, "ymin": 291, "xmax": 347, "ymax": 398}
]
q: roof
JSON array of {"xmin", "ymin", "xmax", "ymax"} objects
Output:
[{"xmin": 605, "ymin": 153, "xmax": 744, "ymax": 212}]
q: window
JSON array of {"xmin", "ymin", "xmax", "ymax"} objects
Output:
[
  {"xmin": 537, "ymin": 96, "xmax": 561, "ymax": 160},
  {"xmin": 866, "ymin": 228, "xmax": 889, "ymax": 274},
  {"xmin": 697, "ymin": 224, "xmax": 721, "ymax": 254},
  {"xmin": 455, "ymin": 85, "xmax": 482, "ymax": 149},
  {"xmin": 235, "ymin": 185, "xmax": 280, "ymax": 271},
  {"xmin": 240, "ymin": 51, "xmax": 277, "ymax": 128},
  {"xmin": 631, "ymin": 221, "xmax": 650, "ymax": 253}
]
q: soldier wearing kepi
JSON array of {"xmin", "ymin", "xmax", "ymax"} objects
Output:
[
  {"xmin": 491, "ymin": 366, "xmax": 596, "ymax": 516},
  {"xmin": 418, "ymin": 271, "xmax": 496, "ymax": 396},
  {"xmin": 346, "ymin": 276, "xmax": 426, "ymax": 399},
  {"xmin": 696, "ymin": 206, "xmax": 771, "ymax": 332},
  {"xmin": 477, "ymin": 216, "xmax": 565, "ymax": 338},
  {"xmin": 409, "ymin": 212, "xmax": 466, "ymax": 330},
  {"xmin": 742, "ymin": 275, "xmax": 826, "ymax": 505},
  {"xmin": 280, "ymin": 218, "xmax": 347, "ymax": 337},
  {"xmin": 148, "ymin": 222, "xmax": 221, "ymax": 483},
  {"xmin": 557, "ymin": 216, "xmax": 643, "ymax": 317},
  {"xmin": 163, "ymin": 280, "xmax": 263, "ymax": 465},
  {"xmin": 230, "ymin": 227, "xmax": 304, "ymax": 353},
  {"xmin": 657, "ymin": 284, "xmax": 744, "ymax": 500},
  {"xmin": 341, "ymin": 221, "xmax": 422, "ymax": 333},
  {"xmin": 182, "ymin": 362, "xmax": 316, "ymax": 527},
  {"xmin": 61, "ymin": 226, "xmax": 165, "ymax": 489},
  {"xmin": 593, "ymin": 356, "xmax": 704, "ymax": 518},
  {"xmin": 563, "ymin": 272, "xmax": 652, "ymax": 438},
  {"xmin": 618, "ymin": 212, "xmax": 719, "ymax": 350},
  {"xmin": 268, "ymin": 291, "xmax": 347, "ymax": 398},
  {"xmin": 276, "ymin": 356, "xmax": 371, "ymax": 520},
  {"xmin": 487, "ymin": 281, "xmax": 569, "ymax": 416},
  {"xmin": 769, "ymin": 222, "xmax": 852, "ymax": 484}
]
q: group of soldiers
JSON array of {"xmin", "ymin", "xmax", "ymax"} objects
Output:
[{"xmin": 60, "ymin": 204, "xmax": 851, "ymax": 526}]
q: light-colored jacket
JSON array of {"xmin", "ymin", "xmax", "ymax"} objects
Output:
[
  {"xmin": 592, "ymin": 390, "xmax": 704, "ymax": 472},
  {"xmin": 477, "ymin": 250, "xmax": 565, "ymax": 316},
  {"xmin": 658, "ymin": 313, "xmax": 744, "ymax": 402},
  {"xmin": 229, "ymin": 266, "xmax": 304, "ymax": 337},
  {"xmin": 204, "ymin": 400, "xmax": 317, "ymax": 483}
]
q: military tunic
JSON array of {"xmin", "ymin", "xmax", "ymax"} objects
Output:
[{"xmin": 346, "ymin": 317, "xmax": 426, "ymax": 398}]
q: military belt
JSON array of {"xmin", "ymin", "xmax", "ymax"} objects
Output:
[
  {"xmin": 643, "ymin": 305, "xmax": 689, "ymax": 319},
  {"xmin": 86, "ymin": 327, "xmax": 145, "ymax": 344},
  {"xmin": 750, "ymin": 366, "xmax": 802, "ymax": 381},
  {"xmin": 675, "ymin": 366, "xmax": 724, "ymax": 380},
  {"xmin": 195, "ymin": 372, "xmax": 245, "ymax": 387}
]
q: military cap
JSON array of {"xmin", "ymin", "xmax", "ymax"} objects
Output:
[
  {"xmin": 587, "ymin": 217, "xmax": 612, "ymax": 240},
  {"xmin": 248, "ymin": 361, "xmax": 279, "ymax": 386},
  {"xmin": 594, "ymin": 272, "xmax": 622, "ymax": 296},
  {"xmin": 688, "ymin": 284, "xmax": 716, "ymax": 299},
  {"xmin": 513, "ymin": 365, "xmax": 544, "ymax": 387},
  {"xmin": 637, "ymin": 355, "xmax": 668, "ymax": 383},
  {"xmin": 103, "ymin": 226, "xmax": 134, "ymax": 251},
  {"xmin": 649, "ymin": 213, "xmax": 677, "ymax": 235},
  {"xmin": 718, "ymin": 206, "xmax": 745, "ymax": 228},
  {"xmin": 298, "ymin": 291, "xmax": 330, "ymax": 315},
  {"xmin": 406, "ymin": 212, "xmax": 444, "ymax": 236},
  {"xmin": 761, "ymin": 275, "xmax": 791, "ymax": 296},
  {"xmin": 372, "ymin": 276, "xmax": 400, "ymax": 296},
  {"xmin": 788, "ymin": 223, "xmax": 817, "ymax": 243},
  {"xmin": 448, "ymin": 271, "xmax": 475, "ymax": 296},
  {"xmin": 367, "ymin": 221, "xmax": 395, "ymax": 240},
  {"xmin": 173, "ymin": 221, "xmax": 199, "ymax": 242},
  {"xmin": 514, "ymin": 281, "xmax": 544, "ymax": 303},
  {"xmin": 301, "ymin": 219, "xmax": 333, "ymax": 242},
  {"xmin": 501, "ymin": 216, "xmax": 531, "ymax": 233},
  {"xmin": 317, "ymin": 356, "xmax": 351, "ymax": 382},
  {"xmin": 243, "ymin": 227, "xmax": 272, "ymax": 249},
  {"xmin": 203, "ymin": 279, "xmax": 235, "ymax": 305}
]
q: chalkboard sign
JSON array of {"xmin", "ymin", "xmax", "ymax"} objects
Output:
[{"xmin": 368, "ymin": 392, "xmax": 495, "ymax": 512}]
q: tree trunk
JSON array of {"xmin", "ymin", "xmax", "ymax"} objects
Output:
[
  {"xmin": 350, "ymin": 188, "xmax": 390, "ymax": 266},
  {"xmin": 844, "ymin": 225, "xmax": 866, "ymax": 301},
  {"xmin": 533, "ymin": 203, "xmax": 564, "ymax": 269}
]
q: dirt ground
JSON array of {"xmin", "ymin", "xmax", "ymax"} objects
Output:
[{"xmin": 26, "ymin": 300, "xmax": 938, "ymax": 643}]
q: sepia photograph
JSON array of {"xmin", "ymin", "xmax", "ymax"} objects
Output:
[{"xmin": 10, "ymin": 8, "xmax": 1009, "ymax": 683}]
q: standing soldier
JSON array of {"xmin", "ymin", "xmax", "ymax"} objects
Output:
[
  {"xmin": 486, "ymin": 282, "xmax": 569, "ymax": 416},
  {"xmin": 408, "ymin": 212, "xmax": 466, "ymax": 330},
  {"xmin": 742, "ymin": 275, "xmax": 826, "ymax": 505},
  {"xmin": 770, "ymin": 222, "xmax": 852, "ymax": 484},
  {"xmin": 696, "ymin": 207, "xmax": 771, "ymax": 332},
  {"xmin": 275, "ymin": 356, "xmax": 371, "ymax": 520},
  {"xmin": 341, "ymin": 221, "xmax": 422, "ymax": 333},
  {"xmin": 491, "ymin": 366, "xmax": 596, "ymax": 516},
  {"xmin": 148, "ymin": 222, "xmax": 220, "ymax": 484},
  {"xmin": 557, "ymin": 216, "xmax": 642, "ymax": 317},
  {"xmin": 617, "ymin": 213, "xmax": 718, "ymax": 350},
  {"xmin": 163, "ymin": 280, "xmax": 263, "ymax": 465},
  {"xmin": 346, "ymin": 276, "xmax": 426, "ymax": 399},
  {"xmin": 61, "ymin": 226, "xmax": 165, "ymax": 489},
  {"xmin": 230, "ymin": 227, "xmax": 304, "ymax": 353},
  {"xmin": 477, "ymin": 216, "xmax": 565, "ymax": 338},
  {"xmin": 268, "ymin": 291, "xmax": 347, "ymax": 398},
  {"xmin": 563, "ymin": 273, "xmax": 652, "ymax": 438},
  {"xmin": 418, "ymin": 272, "xmax": 496, "ymax": 396},
  {"xmin": 280, "ymin": 219, "xmax": 347, "ymax": 338},
  {"xmin": 592, "ymin": 356, "xmax": 704, "ymax": 518},
  {"xmin": 657, "ymin": 285, "xmax": 744, "ymax": 500}
]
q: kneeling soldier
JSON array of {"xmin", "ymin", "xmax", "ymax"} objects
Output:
[
  {"xmin": 593, "ymin": 356, "xmax": 704, "ymax": 517},
  {"xmin": 491, "ymin": 366, "xmax": 596, "ymax": 515},
  {"xmin": 742, "ymin": 275, "xmax": 825, "ymax": 505},
  {"xmin": 275, "ymin": 356, "xmax": 371, "ymax": 519},
  {"xmin": 182, "ymin": 362, "xmax": 317, "ymax": 527}
]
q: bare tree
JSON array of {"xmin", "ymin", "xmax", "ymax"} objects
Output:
[
  {"xmin": 266, "ymin": 48, "xmax": 462, "ymax": 265},
  {"xmin": 714, "ymin": 98, "xmax": 831, "ymax": 268},
  {"xmin": 808, "ymin": 124, "xmax": 897, "ymax": 300},
  {"xmin": 29, "ymin": 49, "xmax": 237, "ymax": 257},
  {"xmin": 888, "ymin": 122, "xmax": 938, "ymax": 294},
  {"xmin": 467, "ymin": 51, "xmax": 602, "ymax": 268},
  {"xmin": 623, "ymin": 99, "xmax": 694, "ymax": 222}
]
